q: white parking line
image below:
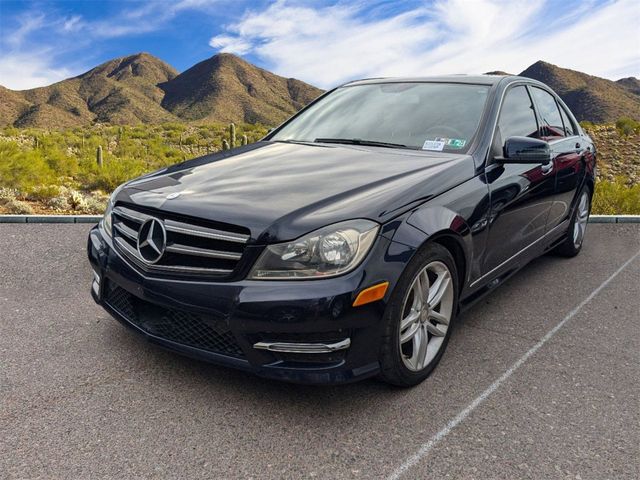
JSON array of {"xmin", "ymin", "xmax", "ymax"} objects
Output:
[{"xmin": 387, "ymin": 249, "xmax": 640, "ymax": 480}]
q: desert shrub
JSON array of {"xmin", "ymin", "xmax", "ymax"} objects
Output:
[
  {"xmin": 0, "ymin": 141, "xmax": 55, "ymax": 190},
  {"xmin": 43, "ymin": 148, "xmax": 79, "ymax": 177},
  {"xmin": 615, "ymin": 117, "xmax": 640, "ymax": 137},
  {"xmin": 81, "ymin": 156, "xmax": 147, "ymax": 191},
  {"xmin": 80, "ymin": 195, "xmax": 108, "ymax": 214},
  {"xmin": 1, "ymin": 198, "xmax": 34, "ymax": 214},
  {"xmin": 25, "ymin": 184, "xmax": 61, "ymax": 201},
  {"xmin": 0, "ymin": 187, "xmax": 18, "ymax": 201},
  {"xmin": 592, "ymin": 178, "xmax": 640, "ymax": 214},
  {"xmin": 47, "ymin": 195, "xmax": 71, "ymax": 211},
  {"xmin": 68, "ymin": 189, "xmax": 87, "ymax": 210}
]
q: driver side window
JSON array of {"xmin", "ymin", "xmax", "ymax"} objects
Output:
[
  {"xmin": 498, "ymin": 86, "xmax": 539, "ymax": 139},
  {"xmin": 492, "ymin": 85, "xmax": 539, "ymax": 158}
]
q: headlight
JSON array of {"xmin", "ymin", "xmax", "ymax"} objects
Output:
[
  {"xmin": 249, "ymin": 219, "xmax": 379, "ymax": 280},
  {"xmin": 101, "ymin": 200, "xmax": 114, "ymax": 237},
  {"xmin": 100, "ymin": 185, "xmax": 123, "ymax": 238}
]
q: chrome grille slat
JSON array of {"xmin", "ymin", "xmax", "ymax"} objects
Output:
[
  {"xmin": 164, "ymin": 219, "xmax": 249, "ymax": 244},
  {"xmin": 113, "ymin": 221, "xmax": 138, "ymax": 241},
  {"xmin": 114, "ymin": 237, "xmax": 234, "ymax": 275},
  {"xmin": 111, "ymin": 204, "xmax": 249, "ymax": 278},
  {"xmin": 113, "ymin": 205, "xmax": 149, "ymax": 223},
  {"xmin": 165, "ymin": 243, "xmax": 242, "ymax": 260},
  {"xmin": 144, "ymin": 264, "xmax": 233, "ymax": 274}
]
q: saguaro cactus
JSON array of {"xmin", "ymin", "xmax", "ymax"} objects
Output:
[
  {"xmin": 229, "ymin": 123, "xmax": 236, "ymax": 148},
  {"xmin": 96, "ymin": 145, "xmax": 103, "ymax": 168},
  {"xmin": 222, "ymin": 139, "xmax": 230, "ymax": 151},
  {"xmin": 241, "ymin": 134, "xmax": 248, "ymax": 146}
]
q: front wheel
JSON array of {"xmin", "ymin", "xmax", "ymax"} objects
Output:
[
  {"xmin": 379, "ymin": 243, "xmax": 458, "ymax": 387},
  {"xmin": 553, "ymin": 187, "xmax": 591, "ymax": 257}
]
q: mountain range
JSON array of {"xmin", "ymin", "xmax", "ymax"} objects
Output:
[{"xmin": 0, "ymin": 53, "xmax": 638, "ymax": 128}]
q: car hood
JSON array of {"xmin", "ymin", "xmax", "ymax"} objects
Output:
[{"xmin": 117, "ymin": 141, "xmax": 474, "ymax": 242}]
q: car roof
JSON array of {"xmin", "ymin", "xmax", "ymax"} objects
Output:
[{"xmin": 342, "ymin": 75, "xmax": 535, "ymax": 87}]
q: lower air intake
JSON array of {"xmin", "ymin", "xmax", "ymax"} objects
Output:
[{"xmin": 104, "ymin": 282, "xmax": 244, "ymax": 358}]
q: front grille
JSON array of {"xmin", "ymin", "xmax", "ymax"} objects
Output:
[
  {"xmin": 111, "ymin": 203, "xmax": 250, "ymax": 277},
  {"xmin": 104, "ymin": 282, "xmax": 244, "ymax": 358}
]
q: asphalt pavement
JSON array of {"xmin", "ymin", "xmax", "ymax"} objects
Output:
[{"xmin": 1, "ymin": 223, "xmax": 639, "ymax": 479}]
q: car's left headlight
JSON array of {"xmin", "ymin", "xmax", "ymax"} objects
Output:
[{"xmin": 249, "ymin": 219, "xmax": 379, "ymax": 280}]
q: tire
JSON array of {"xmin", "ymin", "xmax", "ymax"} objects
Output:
[
  {"xmin": 379, "ymin": 242, "xmax": 459, "ymax": 387},
  {"xmin": 553, "ymin": 186, "xmax": 591, "ymax": 257}
]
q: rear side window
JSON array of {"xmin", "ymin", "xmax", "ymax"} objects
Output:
[
  {"xmin": 498, "ymin": 85, "xmax": 539, "ymax": 140},
  {"xmin": 530, "ymin": 87, "xmax": 565, "ymax": 138},
  {"xmin": 559, "ymin": 105, "xmax": 577, "ymax": 136}
]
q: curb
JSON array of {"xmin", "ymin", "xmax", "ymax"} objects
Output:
[
  {"xmin": 0, "ymin": 215, "xmax": 101, "ymax": 223},
  {"xmin": 588, "ymin": 215, "xmax": 640, "ymax": 223},
  {"xmin": 1, "ymin": 215, "xmax": 639, "ymax": 224}
]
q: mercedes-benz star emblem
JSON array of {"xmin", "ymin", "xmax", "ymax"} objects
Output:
[{"xmin": 137, "ymin": 218, "xmax": 166, "ymax": 264}]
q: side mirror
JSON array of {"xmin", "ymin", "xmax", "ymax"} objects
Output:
[{"xmin": 498, "ymin": 136, "xmax": 551, "ymax": 164}]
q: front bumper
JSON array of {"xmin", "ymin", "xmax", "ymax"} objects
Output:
[{"xmin": 88, "ymin": 225, "xmax": 413, "ymax": 384}]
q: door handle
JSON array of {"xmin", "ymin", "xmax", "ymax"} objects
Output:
[
  {"xmin": 541, "ymin": 161, "xmax": 554, "ymax": 175},
  {"xmin": 575, "ymin": 142, "xmax": 582, "ymax": 153}
]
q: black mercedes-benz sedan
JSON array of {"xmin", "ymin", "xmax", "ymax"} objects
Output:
[{"xmin": 88, "ymin": 75, "xmax": 596, "ymax": 386}]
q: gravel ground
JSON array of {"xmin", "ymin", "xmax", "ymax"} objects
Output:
[{"xmin": 1, "ymin": 223, "xmax": 638, "ymax": 479}]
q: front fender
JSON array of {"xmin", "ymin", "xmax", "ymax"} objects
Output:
[{"xmin": 381, "ymin": 206, "xmax": 473, "ymax": 288}]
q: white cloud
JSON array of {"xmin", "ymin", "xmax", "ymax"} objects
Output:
[
  {"xmin": 209, "ymin": 34, "xmax": 253, "ymax": 55},
  {"xmin": 90, "ymin": 0, "xmax": 222, "ymax": 39},
  {"xmin": 5, "ymin": 12, "xmax": 45, "ymax": 47},
  {"xmin": 210, "ymin": 0, "xmax": 640, "ymax": 87},
  {"xmin": 62, "ymin": 15, "xmax": 83, "ymax": 32},
  {"xmin": 0, "ymin": 52, "xmax": 73, "ymax": 90}
]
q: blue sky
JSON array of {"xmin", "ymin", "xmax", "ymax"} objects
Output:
[{"xmin": 0, "ymin": 0, "xmax": 638, "ymax": 90}]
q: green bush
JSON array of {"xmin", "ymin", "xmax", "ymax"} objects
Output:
[
  {"xmin": 592, "ymin": 178, "xmax": 640, "ymax": 214},
  {"xmin": 615, "ymin": 117, "xmax": 640, "ymax": 137},
  {"xmin": 25, "ymin": 184, "xmax": 61, "ymax": 201},
  {"xmin": 0, "ymin": 142, "xmax": 55, "ymax": 190}
]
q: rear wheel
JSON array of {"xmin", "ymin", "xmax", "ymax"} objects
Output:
[
  {"xmin": 379, "ymin": 243, "xmax": 458, "ymax": 387},
  {"xmin": 553, "ymin": 187, "xmax": 591, "ymax": 257}
]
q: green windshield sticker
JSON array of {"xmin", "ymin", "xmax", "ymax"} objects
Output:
[{"xmin": 447, "ymin": 138, "xmax": 466, "ymax": 149}]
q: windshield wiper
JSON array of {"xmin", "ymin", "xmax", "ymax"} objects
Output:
[
  {"xmin": 314, "ymin": 138, "xmax": 414, "ymax": 149},
  {"xmin": 271, "ymin": 139, "xmax": 316, "ymax": 145}
]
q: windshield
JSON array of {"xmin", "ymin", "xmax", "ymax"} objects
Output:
[{"xmin": 270, "ymin": 82, "xmax": 490, "ymax": 153}]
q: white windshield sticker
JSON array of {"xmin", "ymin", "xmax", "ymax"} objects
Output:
[{"xmin": 422, "ymin": 140, "xmax": 445, "ymax": 151}]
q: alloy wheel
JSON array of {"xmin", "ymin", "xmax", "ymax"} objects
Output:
[
  {"xmin": 399, "ymin": 261, "xmax": 454, "ymax": 371},
  {"xmin": 573, "ymin": 191, "xmax": 590, "ymax": 248}
]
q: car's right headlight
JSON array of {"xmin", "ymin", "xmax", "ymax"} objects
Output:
[
  {"xmin": 248, "ymin": 219, "xmax": 379, "ymax": 280},
  {"xmin": 101, "ymin": 201, "xmax": 113, "ymax": 237},
  {"xmin": 100, "ymin": 185, "xmax": 124, "ymax": 238}
]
